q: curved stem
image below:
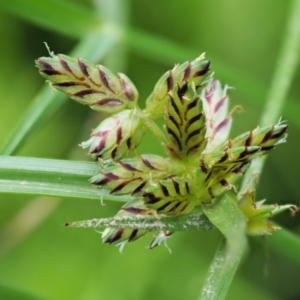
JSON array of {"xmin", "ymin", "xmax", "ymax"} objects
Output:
[
  {"xmin": 200, "ymin": 193, "xmax": 247, "ymax": 300},
  {"xmin": 242, "ymin": 0, "xmax": 300, "ymax": 186}
]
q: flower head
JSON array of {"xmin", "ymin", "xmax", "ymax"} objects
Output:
[{"xmin": 37, "ymin": 52, "xmax": 292, "ymax": 250}]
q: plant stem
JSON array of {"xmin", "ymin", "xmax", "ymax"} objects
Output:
[
  {"xmin": 200, "ymin": 193, "xmax": 247, "ymax": 300},
  {"xmin": 0, "ymin": 0, "xmax": 99, "ymax": 38},
  {"xmin": 242, "ymin": 0, "xmax": 300, "ymax": 185},
  {"xmin": 260, "ymin": 0, "xmax": 300, "ymax": 128},
  {"xmin": 267, "ymin": 226, "xmax": 300, "ymax": 267}
]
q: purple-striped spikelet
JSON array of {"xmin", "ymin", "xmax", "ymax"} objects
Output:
[
  {"xmin": 146, "ymin": 53, "xmax": 211, "ymax": 116},
  {"xmin": 81, "ymin": 109, "xmax": 146, "ymax": 161},
  {"xmin": 36, "ymin": 54, "xmax": 138, "ymax": 113}
]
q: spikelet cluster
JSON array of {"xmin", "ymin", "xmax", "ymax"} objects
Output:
[{"xmin": 36, "ymin": 52, "xmax": 288, "ymax": 250}]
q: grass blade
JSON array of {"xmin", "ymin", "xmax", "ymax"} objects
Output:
[
  {"xmin": 233, "ymin": 0, "xmax": 300, "ymax": 274},
  {"xmin": 0, "ymin": 156, "xmax": 129, "ymax": 202},
  {"xmin": 260, "ymin": 0, "xmax": 300, "ymax": 127},
  {"xmin": 66, "ymin": 211, "xmax": 215, "ymax": 231},
  {"xmin": 0, "ymin": 0, "xmax": 100, "ymax": 38},
  {"xmin": 267, "ymin": 227, "xmax": 300, "ymax": 267},
  {"xmin": 242, "ymin": 0, "xmax": 300, "ymax": 185}
]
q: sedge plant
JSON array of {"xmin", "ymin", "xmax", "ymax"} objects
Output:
[
  {"xmin": 35, "ymin": 51, "xmax": 296, "ymax": 255},
  {"xmin": 1, "ymin": 1, "xmax": 300, "ymax": 299}
]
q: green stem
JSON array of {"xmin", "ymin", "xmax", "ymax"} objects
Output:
[
  {"xmin": 267, "ymin": 226, "xmax": 300, "ymax": 267},
  {"xmin": 242, "ymin": 0, "xmax": 300, "ymax": 185},
  {"xmin": 0, "ymin": 0, "xmax": 100, "ymax": 38},
  {"xmin": 260, "ymin": 0, "xmax": 300, "ymax": 127},
  {"xmin": 94, "ymin": 0, "xmax": 130, "ymax": 71},
  {"xmin": 200, "ymin": 193, "xmax": 247, "ymax": 300}
]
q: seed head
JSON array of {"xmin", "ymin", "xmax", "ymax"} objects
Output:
[{"xmin": 36, "ymin": 51, "xmax": 292, "ymax": 249}]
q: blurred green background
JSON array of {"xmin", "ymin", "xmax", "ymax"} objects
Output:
[{"xmin": 0, "ymin": 0, "xmax": 300, "ymax": 299}]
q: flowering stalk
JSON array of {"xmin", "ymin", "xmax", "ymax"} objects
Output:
[{"xmin": 37, "ymin": 52, "xmax": 294, "ymax": 250}]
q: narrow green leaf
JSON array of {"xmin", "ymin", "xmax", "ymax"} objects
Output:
[
  {"xmin": 66, "ymin": 211, "xmax": 215, "ymax": 231},
  {"xmin": 260, "ymin": 0, "xmax": 300, "ymax": 127},
  {"xmin": 0, "ymin": 156, "xmax": 130, "ymax": 202},
  {"xmin": 242, "ymin": 0, "xmax": 300, "ymax": 185},
  {"xmin": 267, "ymin": 227, "xmax": 300, "ymax": 267},
  {"xmin": 1, "ymin": 27, "xmax": 121, "ymax": 155},
  {"xmin": 235, "ymin": 0, "xmax": 300, "ymax": 277},
  {"xmin": 200, "ymin": 193, "xmax": 247, "ymax": 300},
  {"xmin": 0, "ymin": 0, "xmax": 100, "ymax": 38}
]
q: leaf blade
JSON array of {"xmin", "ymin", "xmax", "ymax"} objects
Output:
[
  {"xmin": 0, "ymin": 0, "xmax": 100, "ymax": 38},
  {"xmin": 66, "ymin": 211, "xmax": 215, "ymax": 231},
  {"xmin": 0, "ymin": 156, "xmax": 129, "ymax": 202}
]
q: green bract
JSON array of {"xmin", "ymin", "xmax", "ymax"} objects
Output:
[
  {"xmin": 36, "ymin": 52, "xmax": 293, "ymax": 250},
  {"xmin": 238, "ymin": 176, "xmax": 297, "ymax": 235}
]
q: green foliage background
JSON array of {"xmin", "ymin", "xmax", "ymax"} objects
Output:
[{"xmin": 0, "ymin": 0, "xmax": 300, "ymax": 299}]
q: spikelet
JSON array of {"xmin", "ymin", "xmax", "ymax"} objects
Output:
[
  {"xmin": 209, "ymin": 120, "xmax": 288, "ymax": 168},
  {"xmin": 101, "ymin": 200, "xmax": 173, "ymax": 251},
  {"xmin": 220, "ymin": 121, "xmax": 288, "ymax": 151},
  {"xmin": 90, "ymin": 154, "xmax": 172, "ymax": 194},
  {"xmin": 201, "ymin": 79, "xmax": 232, "ymax": 153},
  {"xmin": 81, "ymin": 109, "xmax": 145, "ymax": 161},
  {"xmin": 36, "ymin": 54, "xmax": 138, "ymax": 113},
  {"xmin": 101, "ymin": 201, "xmax": 150, "ymax": 251},
  {"xmin": 145, "ymin": 54, "xmax": 211, "ymax": 117},
  {"xmin": 163, "ymin": 81, "xmax": 207, "ymax": 161}
]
